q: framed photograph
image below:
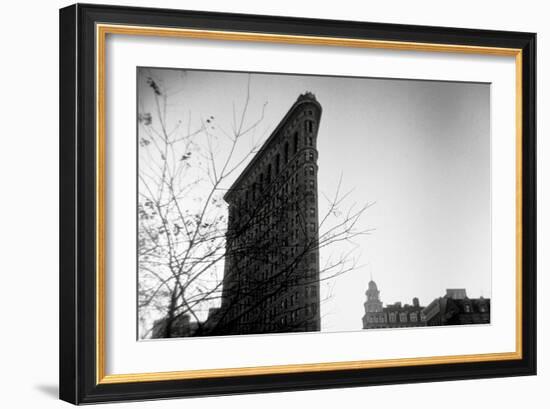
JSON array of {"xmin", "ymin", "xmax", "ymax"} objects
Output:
[{"xmin": 59, "ymin": 3, "xmax": 536, "ymax": 404}]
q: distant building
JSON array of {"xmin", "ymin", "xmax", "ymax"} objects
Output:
[
  {"xmin": 422, "ymin": 289, "xmax": 490, "ymax": 326},
  {"xmin": 152, "ymin": 314, "xmax": 199, "ymax": 338},
  {"xmin": 205, "ymin": 92, "xmax": 323, "ymax": 336},
  {"xmin": 362, "ymin": 280, "xmax": 427, "ymax": 329}
]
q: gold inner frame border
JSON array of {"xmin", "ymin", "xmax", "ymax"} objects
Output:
[{"xmin": 95, "ymin": 23, "xmax": 523, "ymax": 385}]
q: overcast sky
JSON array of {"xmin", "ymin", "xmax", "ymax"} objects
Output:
[{"xmin": 138, "ymin": 67, "xmax": 491, "ymax": 333}]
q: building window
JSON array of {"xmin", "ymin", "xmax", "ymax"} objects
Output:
[
  {"xmin": 284, "ymin": 142, "xmax": 289, "ymax": 164},
  {"xmin": 306, "ymin": 303, "xmax": 317, "ymax": 315},
  {"xmin": 308, "ymin": 152, "xmax": 315, "ymax": 161},
  {"xmin": 306, "ymin": 136, "xmax": 313, "ymax": 146},
  {"xmin": 410, "ymin": 313, "xmax": 418, "ymax": 322},
  {"xmin": 389, "ymin": 313, "xmax": 396, "ymax": 323},
  {"xmin": 305, "ymin": 286, "xmax": 316, "ymax": 298},
  {"xmin": 400, "ymin": 312, "xmax": 407, "ymax": 322},
  {"xmin": 305, "ymin": 120, "xmax": 313, "ymax": 133},
  {"xmin": 267, "ymin": 164, "xmax": 272, "ymax": 183},
  {"xmin": 307, "ymin": 166, "xmax": 315, "ymax": 176},
  {"xmin": 309, "ymin": 208, "xmax": 315, "ymax": 217},
  {"xmin": 293, "ymin": 132, "xmax": 298, "ymax": 154},
  {"xmin": 275, "ymin": 154, "xmax": 280, "ymax": 175},
  {"xmin": 308, "ymin": 180, "xmax": 315, "ymax": 189}
]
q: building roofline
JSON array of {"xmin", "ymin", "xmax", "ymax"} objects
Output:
[{"xmin": 223, "ymin": 92, "xmax": 322, "ymax": 202}]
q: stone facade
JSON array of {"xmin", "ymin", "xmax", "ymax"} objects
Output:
[
  {"xmin": 205, "ymin": 92, "xmax": 323, "ymax": 335},
  {"xmin": 422, "ymin": 289, "xmax": 490, "ymax": 326},
  {"xmin": 362, "ymin": 280, "xmax": 427, "ymax": 329},
  {"xmin": 362, "ymin": 284, "xmax": 491, "ymax": 330}
]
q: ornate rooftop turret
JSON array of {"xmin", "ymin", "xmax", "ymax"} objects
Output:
[
  {"xmin": 366, "ymin": 280, "xmax": 380, "ymax": 301},
  {"xmin": 364, "ymin": 279, "xmax": 383, "ymax": 313}
]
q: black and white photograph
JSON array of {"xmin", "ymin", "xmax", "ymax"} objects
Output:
[
  {"xmin": 137, "ymin": 68, "xmax": 491, "ymax": 340},
  {"xmin": 51, "ymin": 2, "xmax": 537, "ymax": 405}
]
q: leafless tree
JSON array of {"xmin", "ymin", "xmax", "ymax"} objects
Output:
[{"xmin": 137, "ymin": 70, "xmax": 373, "ymax": 339}]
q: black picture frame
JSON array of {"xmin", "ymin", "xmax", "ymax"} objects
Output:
[{"xmin": 60, "ymin": 3, "xmax": 536, "ymax": 404}]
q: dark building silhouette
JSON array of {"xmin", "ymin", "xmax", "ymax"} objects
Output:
[
  {"xmin": 152, "ymin": 314, "xmax": 199, "ymax": 338},
  {"xmin": 205, "ymin": 92, "xmax": 323, "ymax": 336},
  {"xmin": 362, "ymin": 280, "xmax": 427, "ymax": 329},
  {"xmin": 422, "ymin": 289, "xmax": 491, "ymax": 326},
  {"xmin": 362, "ymin": 284, "xmax": 491, "ymax": 330}
]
